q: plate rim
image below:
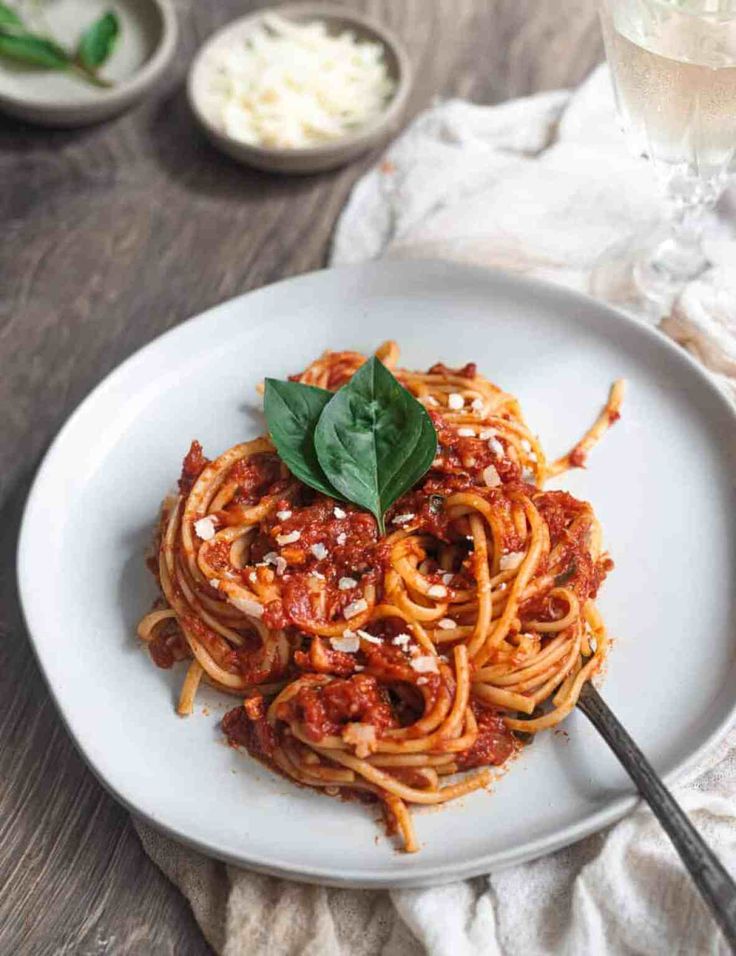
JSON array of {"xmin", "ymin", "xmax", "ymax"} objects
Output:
[{"xmin": 16, "ymin": 258, "xmax": 736, "ymax": 887}]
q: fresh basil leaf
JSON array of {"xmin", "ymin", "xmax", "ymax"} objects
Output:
[
  {"xmin": 314, "ymin": 356, "xmax": 437, "ymax": 534},
  {"xmin": 0, "ymin": 28, "xmax": 70, "ymax": 68},
  {"xmin": 77, "ymin": 10, "xmax": 119, "ymax": 70},
  {"xmin": 264, "ymin": 378, "xmax": 346, "ymax": 500},
  {"xmin": 0, "ymin": 3, "xmax": 24, "ymax": 28}
]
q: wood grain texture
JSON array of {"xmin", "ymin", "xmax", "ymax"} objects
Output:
[{"xmin": 0, "ymin": 1, "xmax": 601, "ymax": 953}]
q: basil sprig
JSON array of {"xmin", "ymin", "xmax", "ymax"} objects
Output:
[
  {"xmin": 264, "ymin": 357, "xmax": 437, "ymax": 534},
  {"xmin": 263, "ymin": 379, "xmax": 346, "ymax": 500},
  {"xmin": 0, "ymin": 4, "xmax": 119, "ymax": 88}
]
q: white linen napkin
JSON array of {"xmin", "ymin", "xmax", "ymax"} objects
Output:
[{"xmin": 135, "ymin": 65, "xmax": 736, "ymax": 955}]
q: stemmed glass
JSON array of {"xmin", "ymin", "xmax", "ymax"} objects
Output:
[{"xmin": 593, "ymin": 0, "xmax": 736, "ymax": 310}]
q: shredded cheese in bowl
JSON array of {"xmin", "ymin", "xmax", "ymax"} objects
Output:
[{"xmin": 205, "ymin": 14, "xmax": 397, "ymax": 150}]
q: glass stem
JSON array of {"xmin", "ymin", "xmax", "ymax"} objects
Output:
[{"xmin": 645, "ymin": 166, "xmax": 722, "ymax": 284}]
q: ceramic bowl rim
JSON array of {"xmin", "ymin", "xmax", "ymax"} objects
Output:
[{"xmin": 186, "ymin": 1, "xmax": 412, "ymax": 163}]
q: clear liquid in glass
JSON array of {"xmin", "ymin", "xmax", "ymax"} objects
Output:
[{"xmin": 601, "ymin": 5, "xmax": 736, "ymax": 188}]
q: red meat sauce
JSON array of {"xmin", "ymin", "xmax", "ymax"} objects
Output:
[
  {"xmin": 227, "ymin": 453, "xmax": 287, "ymax": 506},
  {"xmin": 294, "ymin": 617, "xmax": 422, "ymax": 678},
  {"xmin": 222, "ymin": 695, "xmax": 277, "ymax": 760},
  {"xmin": 148, "ymin": 623, "xmax": 189, "ymax": 669},
  {"xmin": 254, "ymin": 496, "xmax": 383, "ymax": 575},
  {"xmin": 280, "ymin": 673, "xmax": 397, "ymax": 742},
  {"xmin": 426, "ymin": 361, "xmax": 477, "ymax": 379},
  {"xmin": 456, "ymin": 703, "xmax": 518, "ymax": 769},
  {"xmin": 178, "ymin": 441, "xmax": 287, "ymax": 506},
  {"xmin": 178, "ymin": 615, "xmax": 280, "ymax": 683},
  {"xmin": 520, "ymin": 490, "xmax": 613, "ymax": 620},
  {"xmin": 254, "ymin": 473, "xmax": 524, "ymax": 631},
  {"xmin": 178, "ymin": 441, "xmax": 209, "ymax": 495},
  {"xmin": 222, "ymin": 631, "xmax": 516, "ymax": 773},
  {"xmin": 429, "ymin": 411, "xmax": 521, "ymax": 484},
  {"xmin": 222, "ymin": 676, "xmax": 516, "ymax": 773}
]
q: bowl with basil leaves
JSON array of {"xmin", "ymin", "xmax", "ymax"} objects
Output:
[{"xmin": 0, "ymin": 0, "xmax": 176, "ymax": 126}]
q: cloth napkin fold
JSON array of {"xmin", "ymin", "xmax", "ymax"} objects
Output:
[{"xmin": 135, "ymin": 65, "xmax": 736, "ymax": 955}]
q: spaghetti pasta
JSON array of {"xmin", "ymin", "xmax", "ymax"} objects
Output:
[{"xmin": 138, "ymin": 342, "xmax": 622, "ymax": 852}]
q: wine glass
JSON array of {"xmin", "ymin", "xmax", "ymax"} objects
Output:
[{"xmin": 592, "ymin": 0, "xmax": 736, "ymax": 310}]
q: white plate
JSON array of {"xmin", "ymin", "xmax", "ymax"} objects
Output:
[{"xmin": 18, "ymin": 260, "xmax": 736, "ymax": 887}]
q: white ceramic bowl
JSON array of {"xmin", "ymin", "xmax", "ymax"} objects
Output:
[
  {"xmin": 187, "ymin": 3, "xmax": 412, "ymax": 174},
  {"xmin": 0, "ymin": 0, "xmax": 177, "ymax": 127}
]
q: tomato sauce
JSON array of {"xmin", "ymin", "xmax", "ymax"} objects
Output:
[
  {"xmin": 227, "ymin": 453, "xmax": 285, "ymax": 505},
  {"xmin": 178, "ymin": 441, "xmax": 209, "ymax": 495},
  {"xmin": 520, "ymin": 490, "xmax": 614, "ymax": 620},
  {"xmin": 456, "ymin": 705, "xmax": 517, "ymax": 769},
  {"xmin": 279, "ymin": 673, "xmax": 397, "ymax": 742},
  {"xmin": 148, "ymin": 625, "xmax": 189, "ymax": 669},
  {"xmin": 426, "ymin": 361, "xmax": 477, "ymax": 379},
  {"xmin": 222, "ymin": 697, "xmax": 277, "ymax": 759}
]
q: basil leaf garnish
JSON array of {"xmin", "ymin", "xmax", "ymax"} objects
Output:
[
  {"xmin": 0, "ymin": 28, "xmax": 69, "ymax": 68},
  {"xmin": 77, "ymin": 11, "xmax": 119, "ymax": 71},
  {"xmin": 0, "ymin": 3, "xmax": 24, "ymax": 29},
  {"xmin": 314, "ymin": 356, "xmax": 437, "ymax": 534},
  {"xmin": 264, "ymin": 378, "xmax": 346, "ymax": 500}
]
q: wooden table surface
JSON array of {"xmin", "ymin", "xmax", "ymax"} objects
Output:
[{"xmin": 0, "ymin": 1, "xmax": 602, "ymax": 952}]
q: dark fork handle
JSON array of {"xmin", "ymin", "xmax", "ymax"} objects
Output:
[{"xmin": 576, "ymin": 682, "xmax": 736, "ymax": 950}]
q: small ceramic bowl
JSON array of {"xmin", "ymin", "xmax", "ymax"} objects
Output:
[
  {"xmin": 187, "ymin": 3, "xmax": 412, "ymax": 175},
  {"xmin": 0, "ymin": 0, "xmax": 177, "ymax": 127}
]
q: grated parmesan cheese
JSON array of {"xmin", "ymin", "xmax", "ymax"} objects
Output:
[
  {"xmin": 499, "ymin": 551, "xmax": 525, "ymax": 571},
  {"xmin": 343, "ymin": 598, "xmax": 368, "ymax": 620},
  {"xmin": 483, "ymin": 464, "xmax": 501, "ymax": 488},
  {"xmin": 276, "ymin": 509, "xmax": 292, "ymax": 520},
  {"xmin": 229, "ymin": 594, "xmax": 264, "ymax": 618},
  {"xmin": 441, "ymin": 572, "xmax": 454, "ymax": 585},
  {"xmin": 411, "ymin": 655, "xmax": 439, "ymax": 674},
  {"xmin": 331, "ymin": 632, "xmax": 359, "ymax": 653},
  {"xmin": 333, "ymin": 506, "xmax": 347, "ymax": 519},
  {"xmin": 263, "ymin": 552, "xmax": 288, "ymax": 575},
  {"xmin": 447, "ymin": 393, "xmax": 464, "ymax": 410},
  {"xmin": 489, "ymin": 438, "xmax": 505, "ymax": 457},
  {"xmin": 338, "ymin": 576, "xmax": 358, "ymax": 590},
  {"xmin": 457, "ymin": 427, "xmax": 475, "ymax": 437},
  {"xmin": 194, "ymin": 515, "xmax": 217, "ymax": 540},
  {"xmin": 392, "ymin": 513, "xmax": 415, "ymax": 525},
  {"xmin": 342, "ymin": 722, "xmax": 377, "ymax": 758},
  {"xmin": 356, "ymin": 629, "xmax": 382, "ymax": 644},
  {"xmin": 427, "ymin": 584, "xmax": 447, "ymax": 599},
  {"xmin": 276, "ymin": 530, "xmax": 301, "ymax": 545},
  {"xmin": 310, "ymin": 542, "xmax": 328, "ymax": 560},
  {"xmin": 336, "ymin": 532, "xmax": 347, "ymax": 545},
  {"xmin": 205, "ymin": 14, "xmax": 396, "ymax": 150}
]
